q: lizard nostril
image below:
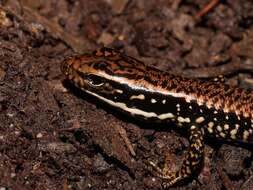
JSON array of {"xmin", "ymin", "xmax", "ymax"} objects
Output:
[
  {"xmin": 61, "ymin": 57, "xmax": 74, "ymax": 75},
  {"xmin": 61, "ymin": 62, "xmax": 68, "ymax": 75}
]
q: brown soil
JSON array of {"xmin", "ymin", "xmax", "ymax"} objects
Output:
[{"xmin": 1, "ymin": 0, "xmax": 253, "ymax": 189}]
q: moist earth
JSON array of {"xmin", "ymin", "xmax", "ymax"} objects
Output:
[{"xmin": 0, "ymin": 0, "xmax": 253, "ymax": 189}]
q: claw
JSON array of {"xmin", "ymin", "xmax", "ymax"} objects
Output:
[{"xmin": 146, "ymin": 125, "xmax": 204, "ymax": 187}]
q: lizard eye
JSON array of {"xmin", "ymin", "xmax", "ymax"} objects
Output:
[{"xmin": 86, "ymin": 74, "xmax": 104, "ymax": 87}]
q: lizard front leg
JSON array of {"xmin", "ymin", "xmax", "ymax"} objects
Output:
[{"xmin": 149, "ymin": 124, "xmax": 205, "ymax": 188}]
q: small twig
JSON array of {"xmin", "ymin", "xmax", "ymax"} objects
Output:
[
  {"xmin": 174, "ymin": 61, "xmax": 253, "ymax": 78},
  {"xmin": 22, "ymin": 6, "xmax": 88, "ymax": 54},
  {"xmin": 195, "ymin": 0, "xmax": 220, "ymax": 20},
  {"xmin": 244, "ymin": 78, "xmax": 253, "ymax": 85},
  {"xmin": 0, "ymin": 5, "xmax": 88, "ymax": 54},
  {"xmin": 114, "ymin": 123, "xmax": 136, "ymax": 157},
  {"xmin": 63, "ymin": 178, "xmax": 68, "ymax": 190}
]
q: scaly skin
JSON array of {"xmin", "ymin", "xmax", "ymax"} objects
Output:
[{"xmin": 61, "ymin": 47, "xmax": 253, "ymax": 187}]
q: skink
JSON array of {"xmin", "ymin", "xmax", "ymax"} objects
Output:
[{"xmin": 61, "ymin": 47, "xmax": 253, "ymax": 187}]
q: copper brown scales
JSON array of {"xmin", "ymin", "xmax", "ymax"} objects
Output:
[{"xmin": 61, "ymin": 47, "xmax": 253, "ymax": 188}]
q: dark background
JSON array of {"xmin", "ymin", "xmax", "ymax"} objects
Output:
[{"xmin": 0, "ymin": 0, "xmax": 253, "ymax": 189}]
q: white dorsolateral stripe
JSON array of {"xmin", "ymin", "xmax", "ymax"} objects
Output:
[
  {"xmin": 100, "ymin": 72, "xmax": 197, "ymax": 102},
  {"xmin": 85, "ymin": 90, "xmax": 175, "ymax": 120}
]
